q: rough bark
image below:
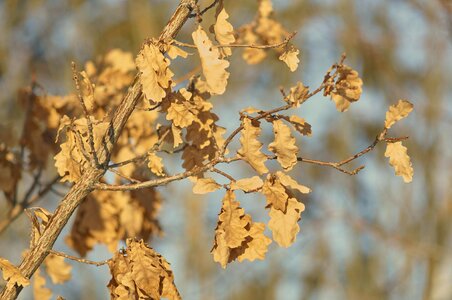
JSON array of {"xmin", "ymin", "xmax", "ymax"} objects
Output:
[{"xmin": 0, "ymin": 1, "xmax": 197, "ymax": 298}]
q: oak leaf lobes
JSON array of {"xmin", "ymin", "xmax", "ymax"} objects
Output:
[
  {"xmin": 136, "ymin": 42, "xmax": 174, "ymax": 104},
  {"xmin": 385, "ymin": 99, "xmax": 414, "ymax": 129},
  {"xmin": 108, "ymin": 239, "xmax": 181, "ymax": 300},
  {"xmin": 268, "ymin": 119, "xmax": 299, "ymax": 171},
  {"xmin": 326, "ymin": 65, "xmax": 363, "ymax": 112},
  {"xmin": 0, "ymin": 258, "xmax": 30, "ymax": 288},
  {"xmin": 230, "ymin": 176, "xmax": 264, "ymax": 192},
  {"xmin": 268, "ymin": 197, "xmax": 305, "ymax": 247},
  {"xmin": 192, "ymin": 26, "xmax": 230, "ymax": 95},
  {"xmin": 237, "ymin": 118, "xmax": 269, "ymax": 174},
  {"xmin": 33, "ymin": 269, "xmax": 52, "ymax": 300},
  {"xmin": 211, "ymin": 191, "xmax": 272, "ymax": 268},
  {"xmin": 214, "ymin": 8, "xmax": 236, "ymax": 57},
  {"xmin": 384, "ymin": 141, "xmax": 413, "ymax": 183},
  {"xmin": 279, "ymin": 48, "xmax": 300, "ymax": 72},
  {"xmin": 191, "ymin": 177, "xmax": 221, "ymax": 194}
]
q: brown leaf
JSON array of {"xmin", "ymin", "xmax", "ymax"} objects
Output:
[
  {"xmin": 191, "ymin": 177, "xmax": 222, "ymax": 194},
  {"xmin": 268, "ymin": 197, "xmax": 305, "ymax": 247},
  {"xmin": 384, "ymin": 99, "xmax": 414, "ymax": 129},
  {"xmin": 136, "ymin": 42, "xmax": 174, "ymax": 103},
  {"xmin": 268, "ymin": 120, "xmax": 298, "ymax": 171},
  {"xmin": 147, "ymin": 152, "xmax": 165, "ymax": 176},
  {"xmin": 236, "ymin": 222, "xmax": 272, "ymax": 262},
  {"xmin": 108, "ymin": 239, "xmax": 181, "ymax": 300},
  {"xmin": 384, "ymin": 141, "xmax": 413, "ymax": 183},
  {"xmin": 286, "ymin": 82, "xmax": 309, "ymax": 107},
  {"xmin": 262, "ymin": 175, "xmax": 288, "ymax": 212},
  {"xmin": 288, "ymin": 115, "xmax": 312, "ymax": 136},
  {"xmin": 238, "ymin": 118, "xmax": 268, "ymax": 174},
  {"xmin": 230, "ymin": 176, "xmax": 264, "ymax": 192},
  {"xmin": 44, "ymin": 254, "xmax": 72, "ymax": 284},
  {"xmin": 33, "ymin": 269, "xmax": 52, "ymax": 300},
  {"xmin": 327, "ymin": 65, "xmax": 363, "ymax": 112},
  {"xmin": 166, "ymin": 101, "xmax": 195, "ymax": 128},
  {"xmin": 192, "ymin": 25, "xmax": 230, "ymax": 95},
  {"xmin": 214, "ymin": 8, "xmax": 236, "ymax": 57},
  {"xmin": 0, "ymin": 257, "xmax": 30, "ymax": 288},
  {"xmin": 279, "ymin": 48, "xmax": 300, "ymax": 72},
  {"xmin": 276, "ymin": 171, "xmax": 311, "ymax": 194}
]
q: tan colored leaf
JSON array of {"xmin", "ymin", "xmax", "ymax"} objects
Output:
[
  {"xmin": 211, "ymin": 230, "xmax": 231, "ymax": 268},
  {"xmin": 44, "ymin": 254, "xmax": 72, "ymax": 284},
  {"xmin": 237, "ymin": 222, "xmax": 272, "ymax": 262},
  {"xmin": 241, "ymin": 26, "xmax": 266, "ymax": 64},
  {"xmin": 262, "ymin": 175, "xmax": 288, "ymax": 212},
  {"xmin": 217, "ymin": 191, "xmax": 250, "ymax": 248},
  {"xmin": 238, "ymin": 118, "xmax": 268, "ymax": 174},
  {"xmin": 279, "ymin": 48, "xmax": 300, "ymax": 72},
  {"xmin": 230, "ymin": 176, "xmax": 263, "ymax": 192},
  {"xmin": 214, "ymin": 8, "xmax": 236, "ymax": 57},
  {"xmin": 384, "ymin": 99, "xmax": 414, "ymax": 129},
  {"xmin": 328, "ymin": 65, "xmax": 363, "ymax": 112},
  {"xmin": 259, "ymin": 0, "xmax": 273, "ymax": 17},
  {"xmin": 147, "ymin": 152, "xmax": 165, "ymax": 176},
  {"xmin": 0, "ymin": 257, "xmax": 30, "ymax": 288},
  {"xmin": 136, "ymin": 42, "xmax": 174, "ymax": 103},
  {"xmin": 268, "ymin": 197, "xmax": 305, "ymax": 247},
  {"xmin": 286, "ymin": 82, "xmax": 309, "ymax": 107},
  {"xmin": 384, "ymin": 141, "xmax": 413, "ymax": 183},
  {"xmin": 192, "ymin": 25, "xmax": 230, "ymax": 95},
  {"xmin": 241, "ymin": 106, "xmax": 262, "ymax": 114},
  {"xmin": 268, "ymin": 120, "xmax": 298, "ymax": 171},
  {"xmin": 108, "ymin": 239, "xmax": 181, "ymax": 300},
  {"xmin": 33, "ymin": 269, "xmax": 52, "ymax": 300},
  {"xmin": 288, "ymin": 115, "xmax": 312, "ymax": 136},
  {"xmin": 191, "ymin": 177, "xmax": 221, "ymax": 194},
  {"xmin": 105, "ymin": 49, "xmax": 136, "ymax": 73},
  {"xmin": 166, "ymin": 102, "xmax": 195, "ymax": 128},
  {"xmin": 171, "ymin": 124, "xmax": 183, "ymax": 148},
  {"xmin": 276, "ymin": 171, "xmax": 311, "ymax": 194},
  {"xmin": 211, "ymin": 192, "xmax": 271, "ymax": 268},
  {"xmin": 167, "ymin": 44, "xmax": 189, "ymax": 59}
]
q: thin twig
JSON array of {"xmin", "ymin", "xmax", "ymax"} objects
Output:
[
  {"xmin": 212, "ymin": 168, "xmax": 235, "ymax": 182},
  {"xmin": 48, "ymin": 250, "xmax": 110, "ymax": 267},
  {"xmin": 108, "ymin": 168, "xmax": 142, "ymax": 184},
  {"xmin": 0, "ymin": 175, "xmax": 60, "ymax": 235},
  {"xmin": 71, "ymin": 62, "xmax": 100, "ymax": 168},
  {"xmin": 188, "ymin": 0, "xmax": 219, "ymax": 18},
  {"xmin": 173, "ymin": 32, "xmax": 296, "ymax": 50}
]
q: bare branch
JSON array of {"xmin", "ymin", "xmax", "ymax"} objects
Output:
[{"xmin": 48, "ymin": 250, "xmax": 110, "ymax": 267}]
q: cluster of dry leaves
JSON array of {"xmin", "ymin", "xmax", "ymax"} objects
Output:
[{"xmin": 0, "ymin": 0, "xmax": 414, "ymax": 299}]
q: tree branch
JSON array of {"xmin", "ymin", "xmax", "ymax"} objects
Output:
[{"xmin": 0, "ymin": 1, "xmax": 198, "ymax": 298}]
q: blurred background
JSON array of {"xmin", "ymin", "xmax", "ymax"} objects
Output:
[{"xmin": 1, "ymin": 0, "xmax": 451, "ymax": 299}]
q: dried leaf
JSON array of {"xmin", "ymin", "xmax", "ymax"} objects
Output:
[
  {"xmin": 167, "ymin": 44, "xmax": 189, "ymax": 59},
  {"xmin": 236, "ymin": 222, "xmax": 272, "ymax": 262},
  {"xmin": 384, "ymin": 99, "xmax": 414, "ymax": 129},
  {"xmin": 384, "ymin": 141, "xmax": 413, "ymax": 183},
  {"xmin": 44, "ymin": 254, "xmax": 72, "ymax": 284},
  {"xmin": 279, "ymin": 48, "xmax": 300, "ymax": 72},
  {"xmin": 286, "ymin": 82, "xmax": 309, "ymax": 107},
  {"xmin": 211, "ymin": 191, "xmax": 271, "ymax": 268},
  {"xmin": 192, "ymin": 26, "xmax": 230, "ymax": 95},
  {"xmin": 238, "ymin": 118, "xmax": 268, "ymax": 174},
  {"xmin": 136, "ymin": 42, "xmax": 174, "ymax": 103},
  {"xmin": 217, "ymin": 191, "xmax": 249, "ymax": 248},
  {"xmin": 276, "ymin": 171, "xmax": 311, "ymax": 194},
  {"xmin": 288, "ymin": 115, "xmax": 312, "ymax": 136},
  {"xmin": 0, "ymin": 257, "xmax": 30, "ymax": 288},
  {"xmin": 268, "ymin": 120, "xmax": 298, "ymax": 171},
  {"xmin": 214, "ymin": 8, "xmax": 236, "ymax": 57},
  {"xmin": 147, "ymin": 152, "xmax": 165, "ymax": 176},
  {"xmin": 268, "ymin": 197, "xmax": 305, "ymax": 247},
  {"xmin": 191, "ymin": 177, "xmax": 221, "ymax": 194},
  {"xmin": 108, "ymin": 239, "xmax": 181, "ymax": 300},
  {"xmin": 327, "ymin": 65, "xmax": 363, "ymax": 112},
  {"xmin": 230, "ymin": 176, "xmax": 264, "ymax": 192},
  {"xmin": 33, "ymin": 269, "xmax": 52, "ymax": 300},
  {"xmin": 262, "ymin": 175, "xmax": 288, "ymax": 212},
  {"xmin": 166, "ymin": 102, "xmax": 195, "ymax": 128}
]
